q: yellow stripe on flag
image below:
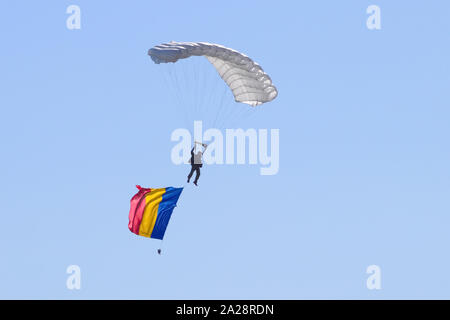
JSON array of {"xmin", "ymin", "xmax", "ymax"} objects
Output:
[{"xmin": 138, "ymin": 188, "xmax": 166, "ymax": 237}]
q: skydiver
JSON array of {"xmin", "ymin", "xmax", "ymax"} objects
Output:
[{"xmin": 187, "ymin": 142, "xmax": 208, "ymax": 186}]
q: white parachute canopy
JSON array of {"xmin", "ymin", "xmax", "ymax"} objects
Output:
[{"xmin": 148, "ymin": 42, "xmax": 278, "ymax": 107}]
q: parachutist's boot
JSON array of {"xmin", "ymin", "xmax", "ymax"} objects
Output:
[{"xmin": 194, "ymin": 181, "xmax": 198, "ymax": 186}]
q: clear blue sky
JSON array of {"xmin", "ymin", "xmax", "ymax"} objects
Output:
[{"xmin": 1, "ymin": 1, "xmax": 450, "ymax": 299}]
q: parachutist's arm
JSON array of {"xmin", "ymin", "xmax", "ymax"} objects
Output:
[
  {"xmin": 191, "ymin": 147, "xmax": 195, "ymax": 156},
  {"xmin": 196, "ymin": 141, "xmax": 208, "ymax": 149}
]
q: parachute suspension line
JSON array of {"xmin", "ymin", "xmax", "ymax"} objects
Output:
[
  {"xmin": 179, "ymin": 58, "xmax": 191, "ymax": 127},
  {"xmin": 192, "ymin": 58, "xmax": 200, "ymax": 121},
  {"xmin": 193, "ymin": 58, "xmax": 203, "ymax": 123},
  {"xmin": 192, "ymin": 57, "xmax": 205, "ymax": 125},
  {"xmin": 215, "ymin": 96, "xmax": 237, "ymax": 130},
  {"xmin": 221, "ymin": 105, "xmax": 241, "ymax": 130},
  {"xmin": 219, "ymin": 104, "xmax": 249, "ymax": 131},
  {"xmin": 199, "ymin": 58, "xmax": 219, "ymax": 129},
  {"xmin": 158, "ymin": 239, "xmax": 164, "ymax": 255},
  {"xmin": 163, "ymin": 57, "xmax": 232, "ymax": 134},
  {"xmin": 192, "ymin": 58, "xmax": 200, "ymax": 122},
  {"xmin": 175, "ymin": 62, "xmax": 191, "ymax": 125},
  {"xmin": 202, "ymin": 63, "xmax": 223, "ymax": 129},
  {"xmin": 211, "ymin": 84, "xmax": 230, "ymax": 129},
  {"xmin": 216, "ymin": 87, "xmax": 235, "ymax": 130},
  {"xmin": 233, "ymin": 104, "xmax": 258, "ymax": 127},
  {"xmin": 194, "ymin": 59, "xmax": 209, "ymax": 128},
  {"xmin": 217, "ymin": 105, "xmax": 234, "ymax": 130},
  {"xmin": 183, "ymin": 59, "xmax": 196, "ymax": 119},
  {"xmin": 167, "ymin": 66, "xmax": 190, "ymax": 128},
  {"xmin": 205, "ymin": 72, "xmax": 229, "ymax": 131},
  {"xmin": 161, "ymin": 68, "xmax": 176, "ymax": 116},
  {"xmin": 183, "ymin": 57, "xmax": 202, "ymax": 127},
  {"xmin": 162, "ymin": 67, "xmax": 187, "ymax": 128},
  {"xmin": 213, "ymin": 70, "xmax": 232, "ymax": 128}
]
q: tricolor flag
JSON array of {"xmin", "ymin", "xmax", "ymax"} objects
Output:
[{"xmin": 128, "ymin": 185, "xmax": 183, "ymax": 240}]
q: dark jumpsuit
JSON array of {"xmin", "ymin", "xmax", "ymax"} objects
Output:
[{"xmin": 187, "ymin": 147, "xmax": 202, "ymax": 184}]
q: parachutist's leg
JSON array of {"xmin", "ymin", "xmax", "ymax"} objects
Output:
[
  {"xmin": 187, "ymin": 166, "xmax": 195, "ymax": 183},
  {"xmin": 194, "ymin": 167, "xmax": 200, "ymax": 184}
]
